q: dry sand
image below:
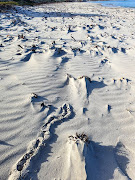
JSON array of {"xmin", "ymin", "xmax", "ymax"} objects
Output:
[{"xmin": 0, "ymin": 2, "xmax": 135, "ymax": 180}]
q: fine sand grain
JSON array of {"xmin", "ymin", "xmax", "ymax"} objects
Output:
[{"xmin": 0, "ymin": 2, "xmax": 135, "ymax": 180}]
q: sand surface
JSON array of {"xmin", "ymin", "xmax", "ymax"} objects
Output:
[{"xmin": 0, "ymin": 2, "xmax": 135, "ymax": 180}]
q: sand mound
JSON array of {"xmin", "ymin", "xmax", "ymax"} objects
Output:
[
  {"xmin": 67, "ymin": 74, "xmax": 106, "ymax": 100},
  {"xmin": 66, "ymin": 134, "xmax": 89, "ymax": 180}
]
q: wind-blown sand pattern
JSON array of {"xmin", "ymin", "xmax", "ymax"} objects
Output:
[{"xmin": 0, "ymin": 2, "xmax": 135, "ymax": 180}]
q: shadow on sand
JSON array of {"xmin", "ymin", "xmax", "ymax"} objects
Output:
[
  {"xmin": 85, "ymin": 141, "xmax": 130, "ymax": 180},
  {"xmin": 23, "ymin": 104, "xmax": 75, "ymax": 180},
  {"xmin": 17, "ymin": 7, "xmax": 107, "ymax": 18},
  {"xmin": 0, "ymin": 140, "xmax": 13, "ymax": 147}
]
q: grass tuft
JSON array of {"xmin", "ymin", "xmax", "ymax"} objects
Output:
[{"xmin": 69, "ymin": 133, "xmax": 90, "ymax": 144}]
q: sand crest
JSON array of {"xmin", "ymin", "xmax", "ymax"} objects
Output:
[{"xmin": 0, "ymin": 2, "xmax": 135, "ymax": 180}]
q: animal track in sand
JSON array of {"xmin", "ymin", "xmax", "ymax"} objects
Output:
[{"xmin": 9, "ymin": 103, "xmax": 74, "ymax": 180}]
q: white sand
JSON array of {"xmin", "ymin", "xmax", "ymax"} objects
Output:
[{"xmin": 0, "ymin": 2, "xmax": 135, "ymax": 180}]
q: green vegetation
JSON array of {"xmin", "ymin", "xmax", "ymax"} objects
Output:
[
  {"xmin": 0, "ymin": 0, "xmax": 84, "ymax": 8},
  {"xmin": 0, "ymin": 1, "xmax": 36, "ymax": 6},
  {"xmin": 0, "ymin": 1, "xmax": 19, "ymax": 5},
  {"xmin": 13, "ymin": 0, "xmax": 36, "ymax": 6}
]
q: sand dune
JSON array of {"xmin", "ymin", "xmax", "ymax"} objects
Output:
[{"xmin": 0, "ymin": 2, "xmax": 135, "ymax": 180}]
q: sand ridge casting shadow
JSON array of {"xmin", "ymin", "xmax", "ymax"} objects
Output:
[
  {"xmin": 29, "ymin": 137, "xmax": 132, "ymax": 180},
  {"xmin": 114, "ymin": 142, "xmax": 132, "ymax": 180},
  {"xmin": 67, "ymin": 74, "xmax": 107, "ymax": 98},
  {"xmin": 52, "ymin": 48, "xmax": 67, "ymax": 58},
  {"xmin": 31, "ymin": 95, "xmax": 54, "ymax": 115},
  {"xmin": 112, "ymin": 47, "xmax": 118, "ymax": 53},
  {"xmin": 21, "ymin": 52, "xmax": 33, "ymax": 62},
  {"xmin": 85, "ymin": 141, "xmax": 131, "ymax": 180},
  {"xmin": 31, "ymin": 95, "xmax": 47, "ymax": 104},
  {"xmin": 85, "ymin": 80, "xmax": 106, "ymax": 97},
  {"xmin": 43, "ymin": 12, "xmax": 107, "ymax": 18},
  {"xmin": 0, "ymin": 140, "xmax": 13, "ymax": 147}
]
